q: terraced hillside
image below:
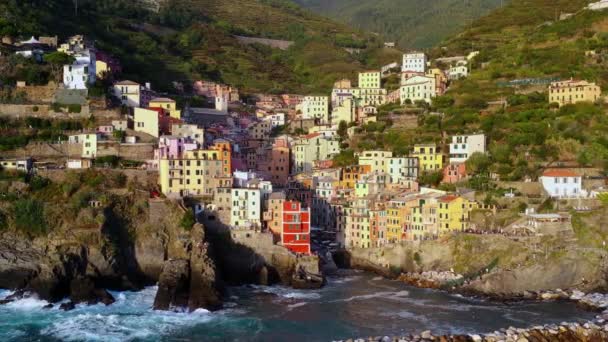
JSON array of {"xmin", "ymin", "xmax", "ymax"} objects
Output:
[{"xmin": 0, "ymin": 0, "xmax": 388, "ymax": 94}]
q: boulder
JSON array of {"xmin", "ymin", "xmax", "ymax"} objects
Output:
[{"xmin": 153, "ymin": 259, "xmax": 191, "ymax": 311}]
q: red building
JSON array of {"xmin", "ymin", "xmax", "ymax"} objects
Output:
[
  {"xmin": 443, "ymin": 163, "xmax": 467, "ymax": 184},
  {"xmin": 281, "ymin": 200, "xmax": 311, "ymax": 254}
]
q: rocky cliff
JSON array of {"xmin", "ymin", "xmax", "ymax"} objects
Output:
[
  {"xmin": 0, "ymin": 194, "xmax": 223, "ymax": 312},
  {"xmin": 339, "ymin": 233, "xmax": 608, "ymax": 296}
]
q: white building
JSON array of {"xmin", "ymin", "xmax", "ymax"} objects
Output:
[
  {"xmin": 299, "ymin": 96, "xmax": 329, "ymax": 123},
  {"xmin": 113, "ymin": 80, "xmax": 141, "ymax": 107},
  {"xmin": 264, "ymin": 113, "xmax": 286, "ymax": 127},
  {"xmin": 449, "ymin": 134, "xmax": 486, "ymax": 163},
  {"xmin": 69, "ymin": 134, "xmax": 98, "ymax": 158},
  {"xmin": 172, "ymin": 123, "xmax": 205, "ymax": 146},
  {"xmin": 400, "ymin": 75, "xmax": 436, "ymax": 104},
  {"xmin": 386, "ymin": 157, "xmax": 419, "ymax": 183},
  {"xmin": 230, "ymin": 188, "xmax": 261, "ymax": 228},
  {"xmin": 63, "ymin": 50, "xmax": 96, "ymax": 90},
  {"xmin": 447, "ymin": 65, "xmax": 468, "ymax": 80},
  {"xmin": 0, "ymin": 158, "xmax": 33, "ymax": 172},
  {"xmin": 402, "ymin": 52, "xmax": 427, "ymax": 73},
  {"xmin": 540, "ymin": 170, "xmax": 583, "ymax": 198}
]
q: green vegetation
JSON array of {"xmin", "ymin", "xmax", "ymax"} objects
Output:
[
  {"xmin": 293, "ymin": 0, "xmax": 503, "ymax": 49},
  {"xmin": 180, "ymin": 211, "xmax": 196, "ymax": 231},
  {"xmin": 0, "ymin": 0, "xmax": 391, "ymax": 94},
  {"xmin": 0, "ymin": 117, "xmax": 88, "ymax": 151},
  {"xmin": 12, "ymin": 198, "xmax": 46, "ymax": 235}
]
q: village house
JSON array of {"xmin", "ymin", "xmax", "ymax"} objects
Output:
[
  {"xmin": 293, "ymin": 133, "xmax": 341, "ymax": 174},
  {"xmin": 280, "ymin": 200, "xmax": 311, "ymax": 254},
  {"xmin": 69, "ymin": 133, "xmax": 98, "ymax": 158},
  {"xmin": 411, "ymin": 144, "xmax": 444, "ymax": 172},
  {"xmin": 0, "ymin": 158, "xmax": 33, "ymax": 172},
  {"xmin": 171, "ymin": 123, "xmax": 205, "ymax": 146},
  {"xmin": 448, "ymin": 133, "xmax": 486, "ymax": 163},
  {"xmin": 230, "ymin": 187, "xmax": 261, "ymax": 229},
  {"xmin": 299, "ymin": 96, "xmax": 329, "ymax": 123},
  {"xmin": 548, "ymin": 79, "xmax": 602, "ymax": 107},
  {"xmin": 134, "ymin": 107, "xmax": 160, "ymax": 138},
  {"xmin": 402, "ymin": 52, "xmax": 427, "ymax": 73},
  {"xmin": 400, "ymin": 75, "xmax": 436, "ymax": 104},
  {"xmin": 113, "ymin": 80, "xmax": 141, "ymax": 107},
  {"xmin": 443, "ymin": 163, "xmax": 467, "ymax": 184},
  {"xmin": 149, "ymin": 97, "xmax": 181, "ymax": 120},
  {"xmin": 540, "ymin": 169, "xmax": 583, "ymax": 198}
]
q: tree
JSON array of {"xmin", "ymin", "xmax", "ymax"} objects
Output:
[
  {"xmin": 465, "ymin": 152, "xmax": 491, "ymax": 175},
  {"xmin": 418, "ymin": 171, "xmax": 443, "ymax": 187},
  {"xmin": 337, "ymin": 120, "xmax": 348, "ymax": 141},
  {"xmin": 44, "ymin": 52, "xmax": 75, "ymax": 81}
]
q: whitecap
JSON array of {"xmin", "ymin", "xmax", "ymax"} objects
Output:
[
  {"xmin": 287, "ymin": 302, "xmax": 308, "ymax": 309},
  {"xmin": 331, "ymin": 290, "xmax": 410, "ymax": 303},
  {"xmin": 4, "ymin": 295, "xmax": 50, "ymax": 310}
]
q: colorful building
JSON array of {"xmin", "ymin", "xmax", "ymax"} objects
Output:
[
  {"xmin": 113, "ymin": 80, "xmax": 141, "ymax": 107},
  {"xmin": 134, "ymin": 107, "xmax": 160, "ymax": 138},
  {"xmin": 149, "ymin": 97, "xmax": 181, "ymax": 119},
  {"xmin": 281, "ymin": 200, "xmax": 311, "ymax": 254},
  {"xmin": 548, "ymin": 79, "xmax": 601, "ymax": 107},
  {"xmin": 341, "ymin": 165, "xmax": 372, "ymax": 189},
  {"xmin": 411, "ymin": 143, "xmax": 444, "ymax": 172},
  {"xmin": 293, "ymin": 133, "xmax": 341, "ymax": 174}
]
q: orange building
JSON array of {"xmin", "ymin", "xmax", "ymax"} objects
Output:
[{"xmin": 341, "ymin": 165, "xmax": 372, "ymax": 189}]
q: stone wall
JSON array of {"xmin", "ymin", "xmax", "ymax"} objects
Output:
[
  {"xmin": 97, "ymin": 142, "xmax": 155, "ymax": 161},
  {"xmin": 2, "ymin": 142, "xmax": 82, "ymax": 160},
  {"xmin": 0, "ymin": 104, "xmax": 90, "ymax": 118},
  {"xmin": 16, "ymin": 82, "xmax": 58, "ymax": 103}
]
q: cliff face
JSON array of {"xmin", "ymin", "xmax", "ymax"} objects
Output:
[
  {"xmin": 0, "ymin": 197, "xmax": 223, "ymax": 311},
  {"xmin": 340, "ymin": 234, "xmax": 608, "ymax": 295}
]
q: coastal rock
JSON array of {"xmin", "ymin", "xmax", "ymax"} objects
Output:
[
  {"xmin": 69, "ymin": 276, "xmax": 115, "ymax": 305},
  {"xmin": 59, "ymin": 301, "xmax": 76, "ymax": 311},
  {"xmin": 187, "ymin": 239, "xmax": 223, "ymax": 311},
  {"xmin": 153, "ymin": 259, "xmax": 191, "ymax": 311}
]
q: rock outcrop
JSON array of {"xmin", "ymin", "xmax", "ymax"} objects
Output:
[
  {"xmin": 153, "ymin": 259, "xmax": 191, "ymax": 310},
  {"xmin": 0, "ymin": 199, "xmax": 224, "ymax": 312}
]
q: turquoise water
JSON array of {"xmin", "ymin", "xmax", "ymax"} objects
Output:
[{"xmin": 0, "ymin": 270, "xmax": 595, "ymax": 341}]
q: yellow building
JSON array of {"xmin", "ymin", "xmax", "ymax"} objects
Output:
[
  {"xmin": 437, "ymin": 195, "xmax": 477, "ymax": 234},
  {"xmin": 331, "ymin": 97, "xmax": 355, "ymax": 125},
  {"xmin": 358, "ymin": 71, "xmax": 382, "ymax": 89},
  {"xmin": 358, "ymin": 150, "xmax": 393, "ymax": 173},
  {"xmin": 548, "ymin": 79, "xmax": 601, "ymax": 107},
  {"xmin": 149, "ymin": 97, "xmax": 181, "ymax": 119},
  {"xmin": 96, "ymin": 60, "xmax": 109, "ymax": 78},
  {"xmin": 411, "ymin": 144, "xmax": 443, "ymax": 172},
  {"xmin": 134, "ymin": 108, "xmax": 159, "ymax": 138},
  {"xmin": 159, "ymin": 149, "xmax": 232, "ymax": 198},
  {"xmin": 386, "ymin": 206, "xmax": 407, "ymax": 243}
]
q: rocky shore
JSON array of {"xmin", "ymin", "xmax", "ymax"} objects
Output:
[{"xmin": 343, "ymin": 320, "xmax": 608, "ymax": 342}]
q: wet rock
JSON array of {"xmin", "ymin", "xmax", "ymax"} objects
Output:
[
  {"xmin": 188, "ymin": 241, "xmax": 223, "ymax": 312},
  {"xmin": 153, "ymin": 259, "xmax": 191, "ymax": 311},
  {"xmin": 42, "ymin": 303, "xmax": 53, "ymax": 309},
  {"xmin": 59, "ymin": 301, "xmax": 76, "ymax": 311},
  {"xmin": 69, "ymin": 276, "xmax": 115, "ymax": 305}
]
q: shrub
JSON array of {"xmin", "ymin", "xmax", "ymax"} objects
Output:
[
  {"xmin": 68, "ymin": 104, "xmax": 82, "ymax": 113},
  {"xmin": 180, "ymin": 211, "xmax": 195, "ymax": 231},
  {"xmin": 13, "ymin": 199, "xmax": 47, "ymax": 235},
  {"xmin": 32, "ymin": 106, "xmax": 39, "ymax": 112}
]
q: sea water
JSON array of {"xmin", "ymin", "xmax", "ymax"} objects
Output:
[{"xmin": 0, "ymin": 270, "xmax": 595, "ymax": 341}]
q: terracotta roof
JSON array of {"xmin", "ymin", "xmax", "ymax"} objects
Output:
[
  {"xmin": 542, "ymin": 169, "xmax": 580, "ymax": 177},
  {"xmin": 150, "ymin": 97, "xmax": 175, "ymax": 103},
  {"xmin": 438, "ymin": 195, "xmax": 459, "ymax": 203},
  {"xmin": 302, "ymin": 133, "xmax": 321, "ymax": 139}
]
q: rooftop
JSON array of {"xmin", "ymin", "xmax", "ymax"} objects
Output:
[{"xmin": 542, "ymin": 169, "xmax": 580, "ymax": 178}]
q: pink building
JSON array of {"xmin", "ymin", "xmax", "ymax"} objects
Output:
[
  {"xmin": 149, "ymin": 136, "xmax": 198, "ymax": 170},
  {"xmin": 258, "ymin": 136, "xmax": 291, "ymax": 187},
  {"xmin": 443, "ymin": 163, "xmax": 467, "ymax": 184}
]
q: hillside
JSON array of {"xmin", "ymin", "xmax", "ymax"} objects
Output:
[
  {"xmin": 292, "ymin": 0, "xmax": 504, "ymax": 49},
  {"xmin": 345, "ymin": 0, "xmax": 608, "ymax": 186},
  {"xmin": 0, "ymin": 0, "xmax": 387, "ymax": 94}
]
